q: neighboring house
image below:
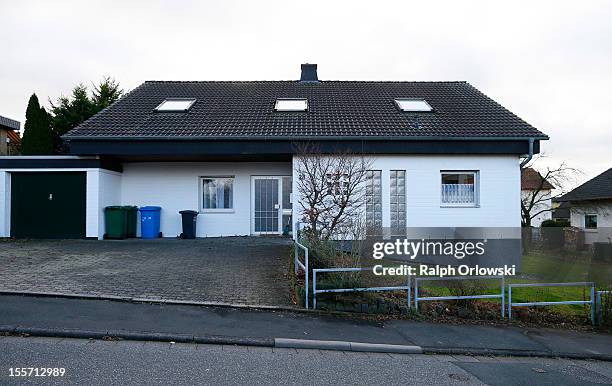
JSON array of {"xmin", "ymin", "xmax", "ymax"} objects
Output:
[
  {"xmin": 551, "ymin": 199, "xmax": 570, "ymax": 222},
  {"xmin": 521, "ymin": 167, "xmax": 554, "ymax": 226},
  {"xmin": 6, "ymin": 130, "xmax": 21, "ymax": 155},
  {"xmin": 0, "ymin": 115, "xmax": 20, "ymax": 156},
  {"xmin": 0, "ymin": 64, "xmax": 548, "ymax": 240},
  {"xmin": 559, "ymin": 168, "xmax": 612, "ymax": 244}
]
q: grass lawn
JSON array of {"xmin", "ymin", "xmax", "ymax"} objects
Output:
[{"xmin": 309, "ymin": 251, "xmax": 611, "ymax": 320}]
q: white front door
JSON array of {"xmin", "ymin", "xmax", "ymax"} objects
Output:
[{"xmin": 251, "ymin": 176, "xmax": 291, "ymax": 235}]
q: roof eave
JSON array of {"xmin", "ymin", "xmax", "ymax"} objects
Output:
[{"xmin": 62, "ymin": 134, "xmax": 550, "ymax": 142}]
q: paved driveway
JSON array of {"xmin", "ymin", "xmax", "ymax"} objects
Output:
[{"xmin": 0, "ymin": 237, "xmax": 293, "ymax": 307}]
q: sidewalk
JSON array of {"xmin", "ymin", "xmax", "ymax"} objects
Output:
[{"xmin": 0, "ymin": 294, "xmax": 610, "ymax": 360}]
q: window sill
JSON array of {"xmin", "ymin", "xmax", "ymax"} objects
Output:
[
  {"xmin": 440, "ymin": 204, "xmax": 480, "ymax": 208},
  {"xmin": 200, "ymin": 209, "xmax": 235, "ymax": 214}
]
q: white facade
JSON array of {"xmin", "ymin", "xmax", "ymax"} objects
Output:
[
  {"xmin": 521, "ymin": 189, "xmax": 552, "ymax": 226},
  {"xmin": 291, "ymin": 154, "xmax": 521, "ymax": 236},
  {"xmin": 569, "ymin": 201, "xmax": 612, "ymax": 244},
  {"xmin": 1, "ymin": 155, "xmax": 522, "ymax": 239},
  {"xmin": 120, "ymin": 162, "xmax": 292, "ymax": 238}
]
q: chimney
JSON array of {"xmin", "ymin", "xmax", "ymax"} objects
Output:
[{"xmin": 300, "ymin": 63, "xmax": 319, "ymax": 82}]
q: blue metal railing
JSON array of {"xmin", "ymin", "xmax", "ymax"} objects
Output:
[
  {"xmin": 294, "ymin": 241, "xmax": 309, "ymax": 309},
  {"xmin": 414, "ymin": 276, "xmax": 505, "ymax": 318},
  {"xmin": 312, "ymin": 267, "xmax": 411, "ymax": 310},
  {"xmin": 508, "ymin": 282, "xmax": 596, "ymax": 324}
]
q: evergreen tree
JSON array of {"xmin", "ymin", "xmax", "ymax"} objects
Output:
[
  {"xmin": 51, "ymin": 77, "xmax": 123, "ymax": 153},
  {"xmin": 21, "ymin": 94, "xmax": 53, "ymax": 155},
  {"xmin": 51, "ymin": 85, "xmax": 96, "ymax": 153},
  {"xmin": 92, "ymin": 76, "xmax": 123, "ymax": 111}
]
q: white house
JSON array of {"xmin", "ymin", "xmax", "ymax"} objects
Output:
[
  {"xmin": 520, "ymin": 167, "xmax": 554, "ymax": 226},
  {"xmin": 0, "ymin": 64, "xmax": 548, "ymax": 240},
  {"xmin": 560, "ymin": 168, "xmax": 612, "ymax": 244}
]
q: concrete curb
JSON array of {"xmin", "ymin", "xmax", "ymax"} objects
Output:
[
  {"xmin": 0, "ymin": 290, "xmax": 308, "ymax": 314},
  {"xmin": 1, "ymin": 326, "xmax": 611, "ymax": 360},
  {"xmin": 422, "ymin": 347, "xmax": 612, "ymax": 362},
  {"xmin": 275, "ymin": 338, "xmax": 423, "ymax": 354},
  {"xmin": 0, "ymin": 326, "xmax": 272, "ymax": 347}
]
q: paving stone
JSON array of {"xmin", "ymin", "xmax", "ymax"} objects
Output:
[{"xmin": 0, "ymin": 238, "xmax": 293, "ymax": 307}]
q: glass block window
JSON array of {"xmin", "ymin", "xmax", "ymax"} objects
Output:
[
  {"xmin": 390, "ymin": 170, "xmax": 406, "ymax": 233},
  {"xmin": 365, "ymin": 170, "xmax": 382, "ymax": 231}
]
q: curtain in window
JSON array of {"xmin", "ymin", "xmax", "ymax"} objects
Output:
[{"xmin": 202, "ymin": 178, "xmax": 233, "ymax": 209}]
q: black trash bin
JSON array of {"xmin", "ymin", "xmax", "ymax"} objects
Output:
[{"xmin": 179, "ymin": 210, "xmax": 199, "ymax": 239}]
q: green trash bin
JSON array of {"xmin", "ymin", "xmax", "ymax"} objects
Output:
[
  {"xmin": 104, "ymin": 206, "xmax": 128, "ymax": 239},
  {"xmin": 123, "ymin": 206, "xmax": 139, "ymax": 238}
]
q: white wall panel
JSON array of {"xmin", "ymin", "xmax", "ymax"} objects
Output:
[
  {"xmin": 120, "ymin": 162, "xmax": 292, "ymax": 237},
  {"xmin": 97, "ymin": 170, "xmax": 122, "ymax": 239},
  {"xmin": 291, "ymin": 154, "xmax": 521, "ymax": 233}
]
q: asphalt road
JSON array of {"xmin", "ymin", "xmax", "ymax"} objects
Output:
[{"xmin": 0, "ymin": 336, "xmax": 611, "ymax": 385}]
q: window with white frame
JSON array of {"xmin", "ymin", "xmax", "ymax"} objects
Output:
[
  {"xmin": 201, "ymin": 177, "xmax": 234, "ymax": 210},
  {"xmin": 441, "ymin": 171, "xmax": 478, "ymax": 206},
  {"xmin": 585, "ymin": 214, "xmax": 597, "ymax": 229}
]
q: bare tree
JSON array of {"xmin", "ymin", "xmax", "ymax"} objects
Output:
[
  {"xmin": 521, "ymin": 155, "xmax": 582, "ymax": 227},
  {"xmin": 294, "ymin": 143, "xmax": 372, "ymax": 240}
]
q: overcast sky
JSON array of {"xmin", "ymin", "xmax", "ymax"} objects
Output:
[{"xmin": 1, "ymin": 0, "xmax": 610, "ymax": 185}]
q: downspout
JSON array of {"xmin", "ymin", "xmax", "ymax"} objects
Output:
[{"xmin": 520, "ymin": 138, "xmax": 535, "ymax": 168}]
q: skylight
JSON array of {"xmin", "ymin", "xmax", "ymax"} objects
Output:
[
  {"xmin": 155, "ymin": 98, "xmax": 196, "ymax": 112},
  {"xmin": 275, "ymin": 98, "xmax": 308, "ymax": 111},
  {"xmin": 395, "ymin": 99, "xmax": 433, "ymax": 112}
]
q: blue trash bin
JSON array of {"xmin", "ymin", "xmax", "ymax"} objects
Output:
[{"xmin": 139, "ymin": 206, "xmax": 161, "ymax": 239}]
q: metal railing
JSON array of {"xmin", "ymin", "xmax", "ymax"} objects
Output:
[
  {"xmin": 312, "ymin": 267, "xmax": 411, "ymax": 310},
  {"xmin": 508, "ymin": 282, "xmax": 596, "ymax": 324},
  {"xmin": 294, "ymin": 241, "xmax": 309, "ymax": 309},
  {"xmin": 596, "ymin": 290, "xmax": 610, "ymax": 325},
  {"xmin": 441, "ymin": 184, "xmax": 475, "ymax": 204},
  {"xmin": 414, "ymin": 276, "xmax": 505, "ymax": 317}
]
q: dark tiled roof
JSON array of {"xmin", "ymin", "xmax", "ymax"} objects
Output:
[
  {"xmin": 63, "ymin": 81, "xmax": 547, "ymax": 140},
  {"xmin": 559, "ymin": 168, "xmax": 612, "ymax": 202},
  {"xmin": 0, "ymin": 115, "xmax": 20, "ymax": 131},
  {"xmin": 521, "ymin": 167, "xmax": 554, "ymax": 190}
]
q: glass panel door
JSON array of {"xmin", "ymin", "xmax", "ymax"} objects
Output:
[{"xmin": 253, "ymin": 178, "xmax": 280, "ymax": 234}]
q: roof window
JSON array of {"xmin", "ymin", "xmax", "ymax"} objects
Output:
[
  {"xmin": 394, "ymin": 98, "xmax": 433, "ymax": 112},
  {"xmin": 275, "ymin": 98, "xmax": 308, "ymax": 111},
  {"xmin": 155, "ymin": 98, "xmax": 196, "ymax": 112}
]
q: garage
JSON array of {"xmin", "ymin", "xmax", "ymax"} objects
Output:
[{"xmin": 10, "ymin": 172, "xmax": 86, "ymax": 239}]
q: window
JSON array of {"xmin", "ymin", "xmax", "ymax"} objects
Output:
[
  {"xmin": 585, "ymin": 214, "xmax": 598, "ymax": 229},
  {"xmin": 441, "ymin": 171, "xmax": 478, "ymax": 206},
  {"xmin": 326, "ymin": 172, "xmax": 349, "ymax": 195},
  {"xmin": 394, "ymin": 98, "xmax": 433, "ymax": 112},
  {"xmin": 275, "ymin": 98, "xmax": 308, "ymax": 111},
  {"xmin": 201, "ymin": 177, "xmax": 234, "ymax": 211},
  {"xmin": 155, "ymin": 98, "xmax": 196, "ymax": 112},
  {"xmin": 390, "ymin": 170, "xmax": 406, "ymax": 234},
  {"xmin": 365, "ymin": 170, "xmax": 382, "ymax": 232}
]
